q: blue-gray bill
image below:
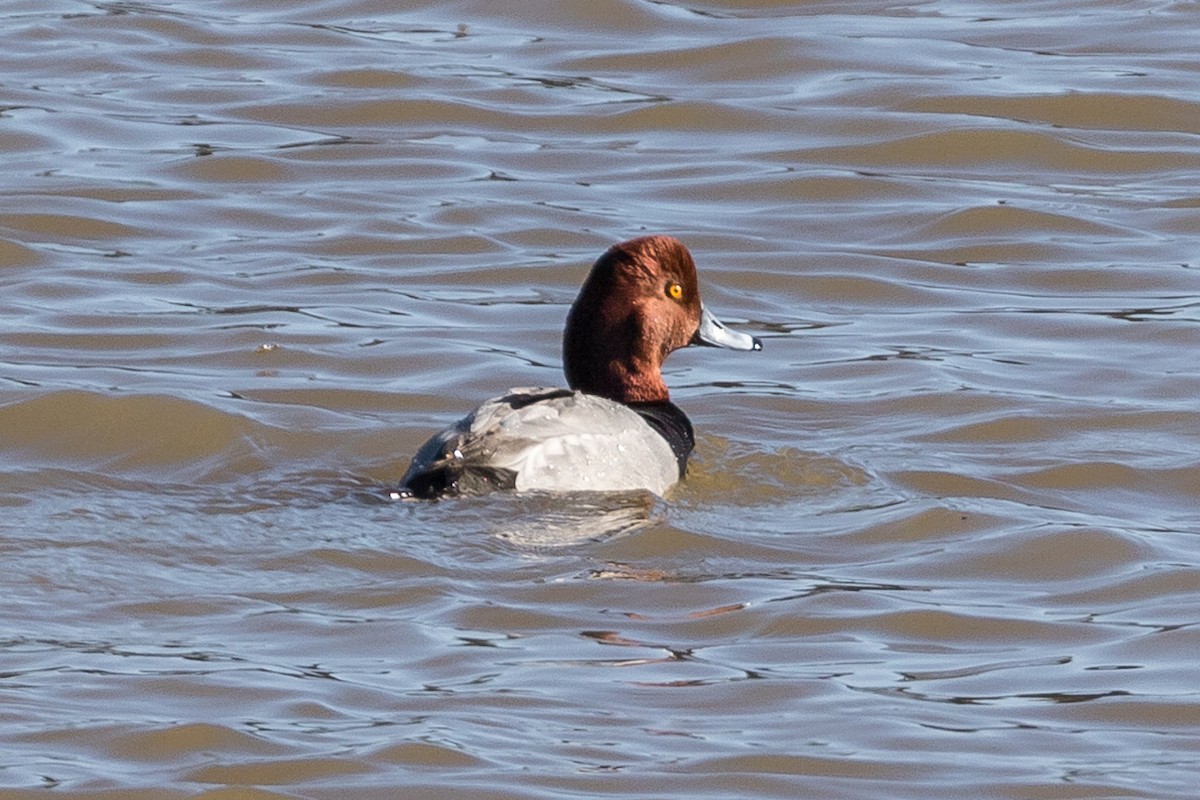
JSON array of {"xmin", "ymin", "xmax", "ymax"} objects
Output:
[{"xmin": 692, "ymin": 305, "xmax": 762, "ymax": 351}]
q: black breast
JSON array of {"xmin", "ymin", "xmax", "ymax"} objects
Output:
[{"xmin": 629, "ymin": 401, "xmax": 695, "ymax": 477}]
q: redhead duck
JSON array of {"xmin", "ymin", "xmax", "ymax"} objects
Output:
[{"xmin": 397, "ymin": 235, "xmax": 761, "ymax": 499}]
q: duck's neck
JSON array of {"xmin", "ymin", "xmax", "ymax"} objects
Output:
[
  {"xmin": 568, "ymin": 358, "xmax": 669, "ymax": 405},
  {"xmin": 563, "ymin": 316, "xmax": 669, "ymax": 404}
]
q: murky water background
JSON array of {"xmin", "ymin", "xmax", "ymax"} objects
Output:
[{"xmin": 3, "ymin": 1, "xmax": 1199, "ymax": 797}]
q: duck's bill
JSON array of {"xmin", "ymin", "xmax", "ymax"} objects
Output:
[{"xmin": 692, "ymin": 305, "xmax": 762, "ymax": 351}]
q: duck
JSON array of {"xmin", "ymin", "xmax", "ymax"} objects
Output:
[{"xmin": 397, "ymin": 235, "xmax": 761, "ymax": 499}]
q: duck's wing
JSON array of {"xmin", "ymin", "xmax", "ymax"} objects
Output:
[{"xmin": 399, "ymin": 388, "xmax": 678, "ymax": 499}]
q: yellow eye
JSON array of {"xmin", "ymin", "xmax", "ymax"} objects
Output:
[{"xmin": 667, "ymin": 282, "xmax": 684, "ymax": 301}]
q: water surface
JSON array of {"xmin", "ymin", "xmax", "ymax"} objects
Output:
[{"xmin": 2, "ymin": 1, "xmax": 1199, "ymax": 798}]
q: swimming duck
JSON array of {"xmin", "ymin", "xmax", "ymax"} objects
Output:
[{"xmin": 398, "ymin": 235, "xmax": 760, "ymax": 499}]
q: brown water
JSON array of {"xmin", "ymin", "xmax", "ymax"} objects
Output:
[{"xmin": 2, "ymin": 1, "xmax": 1199, "ymax": 797}]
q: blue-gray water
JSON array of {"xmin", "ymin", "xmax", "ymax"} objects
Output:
[{"xmin": 2, "ymin": 1, "xmax": 1198, "ymax": 797}]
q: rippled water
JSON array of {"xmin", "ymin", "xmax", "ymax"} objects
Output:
[{"xmin": 2, "ymin": 1, "xmax": 1199, "ymax": 797}]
